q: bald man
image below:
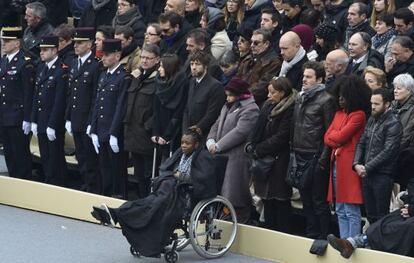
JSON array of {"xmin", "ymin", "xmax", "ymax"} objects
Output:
[
  {"xmin": 164, "ymin": 0, "xmax": 185, "ymax": 16},
  {"xmin": 278, "ymin": 31, "xmax": 308, "ymax": 91},
  {"xmin": 325, "ymin": 49, "xmax": 351, "ymax": 94}
]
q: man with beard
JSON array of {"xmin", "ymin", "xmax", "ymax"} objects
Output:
[
  {"xmin": 353, "ymin": 88, "xmax": 402, "ymax": 225},
  {"xmin": 114, "ymin": 25, "xmax": 141, "ymax": 73},
  {"xmin": 182, "ymin": 50, "xmax": 225, "ymax": 138}
]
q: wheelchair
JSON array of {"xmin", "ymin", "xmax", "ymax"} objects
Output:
[{"xmin": 129, "ymin": 155, "xmax": 238, "ymax": 263}]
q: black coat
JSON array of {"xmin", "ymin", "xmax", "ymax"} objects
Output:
[
  {"xmin": 185, "ymin": 10, "xmax": 202, "ymax": 28},
  {"xmin": 323, "ymin": 0, "xmax": 351, "ymax": 35},
  {"xmin": 353, "ymin": 110, "xmax": 402, "ymax": 176},
  {"xmin": 182, "ymin": 74, "xmax": 225, "ymax": 136},
  {"xmin": 0, "ymin": 50, "xmax": 34, "ymax": 127},
  {"xmin": 159, "ymin": 21, "xmax": 193, "ymax": 65},
  {"xmin": 140, "ymin": 0, "xmax": 167, "ymax": 24},
  {"xmin": 153, "ymin": 71, "xmax": 189, "ymax": 146},
  {"xmin": 123, "ymin": 69, "xmax": 157, "ymax": 155},
  {"xmin": 387, "ymin": 54, "xmax": 414, "ymax": 88},
  {"xmin": 23, "ymin": 20, "xmax": 54, "ymax": 62},
  {"xmin": 285, "ymin": 55, "xmax": 308, "ymax": 91},
  {"xmin": 238, "ymin": 0, "xmax": 273, "ymax": 36},
  {"xmin": 249, "ymin": 98, "xmax": 295, "ymax": 200},
  {"xmin": 58, "ymin": 42, "xmax": 76, "ymax": 67},
  {"xmin": 78, "ymin": 0, "xmax": 117, "ymax": 28},
  {"xmin": 350, "ymin": 49, "xmax": 384, "ymax": 76}
]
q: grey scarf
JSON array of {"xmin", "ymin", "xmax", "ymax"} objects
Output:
[
  {"xmin": 92, "ymin": 0, "xmax": 111, "ymax": 10},
  {"xmin": 279, "ymin": 46, "xmax": 306, "ymax": 77}
]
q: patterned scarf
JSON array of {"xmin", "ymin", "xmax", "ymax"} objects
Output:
[
  {"xmin": 177, "ymin": 153, "xmax": 194, "ymax": 180},
  {"xmin": 372, "ymin": 28, "xmax": 396, "ymax": 49}
]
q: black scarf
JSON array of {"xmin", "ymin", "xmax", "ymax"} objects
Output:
[
  {"xmin": 113, "ymin": 6, "xmax": 142, "ymax": 27},
  {"xmin": 155, "ymin": 71, "xmax": 187, "ymax": 109}
]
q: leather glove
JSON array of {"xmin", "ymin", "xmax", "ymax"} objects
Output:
[
  {"xmin": 91, "ymin": 133, "xmax": 100, "ymax": 154},
  {"xmin": 46, "ymin": 127, "xmax": 56, "ymax": 141},
  {"xmin": 65, "ymin": 121, "xmax": 72, "ymax": 136},
  {"xmin": 109, "ymin": 135, "xmax": 119, "ymax": 153},
  {"xmin": 31, "ymin": 123, "xmax": 38, "ymax": 137},
  {"xmin": 86, "ymin": 125, "xmax": 91, "ymax": 138},
  {"xmin": 22, "ymin": 121, "xmax": 31, "ymax": 135}
]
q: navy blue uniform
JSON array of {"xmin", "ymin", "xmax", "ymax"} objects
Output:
[
  {"xmin": 66, "ymin": 53, "xmax": 100, "ymax": 193},
  {"xmin": 32, "ymin": 58, "xmax": 68, "ymax": 185},
  {"xmin": 90, "ymin": 65, "xmax": 131, "ymax": 197},
  {"xmin": 0, "ymin": 50, "xmax": 34, "ymax": 179}
]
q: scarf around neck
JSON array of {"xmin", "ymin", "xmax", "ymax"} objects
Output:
[
  {"xmin": 113, "ymin": 6, "xmax": 141, "ymax": 27},
  {"xmin": 279, "ymin": 46, "xmax": 306, "ymax": 77},
  {"xmin": 372, "ymin": 28, "xmax": 396, "ymax": 49},
  {"xmin": 270, "ymin": 89, "xmax": 297, "ymax": 117},
  {"xmin": 92, "ymin": 0, "xmax": 111, "ymax": 10}
]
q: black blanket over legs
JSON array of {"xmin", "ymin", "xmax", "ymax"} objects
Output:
[{"xmin": 115, "ymin": 175, "xmax": 187, "ymax": 257}]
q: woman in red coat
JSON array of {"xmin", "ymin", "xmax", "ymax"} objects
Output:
[{"xmin": 324, "ymin": 76, "xmax": 371, "ymax": 239}]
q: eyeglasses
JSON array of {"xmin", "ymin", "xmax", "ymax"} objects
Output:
[
  {"xmin": 251, "ymin": 40, "xmax": 263, "ymax": 46},
  {"xmin": 145, "ymin": 32, "xmax": 160, "ymax": 37},
  {"xmin": 140, "ymin": 56, "xmax": 157, "ymax": 61}
]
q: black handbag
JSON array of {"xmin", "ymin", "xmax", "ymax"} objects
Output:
[
  {"xmin": 249, "ymin": 155, "xmax": 276, "ymax": 179},
  {"xmin": 286, "ymin": 152, "xmax": 317, "ymax": 189}
]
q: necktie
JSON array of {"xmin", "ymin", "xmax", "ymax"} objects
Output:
[{"xmin": 78, "ymin": 58, "xmax": 82, "ymax": 70}]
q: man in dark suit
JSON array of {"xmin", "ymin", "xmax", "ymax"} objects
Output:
[
  {"xmin": 65, "ymin": 27, "xmax": 100, "ymax": 193},
  {"xmin": 182, "ymin": 50, "xmax": 225, "ymax": 138},
  {"xmin": 0, "ymin": 27, "xmax": 34, "ymax": 179},
  {"xmin": 90, "ymin": 39, "xmax": 132, "ymax": 198},
  {"xmin": 31, "ymin": 35, "xmax": 68, "ymax": 186}
]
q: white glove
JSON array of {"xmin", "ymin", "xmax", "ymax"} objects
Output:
[
  {"xmin": 31, "ymin": 123, "xmax": 38, "ymax": 137},
  {"xmin": 46, "ymin": 127, "xmax": 56, "ymax": 141},
  {"xmin": 22, "ymin": 121, "xmax": 31, "ymax": 135},
  {"xmin": 206, "ymin": 139, "xmax": 216, "ymax": 151},
  {"xmin": 65, "ymin": 121, "xmax": 72, "ymax": 136},
  {"xmin": 91, "ymin": 133, "xmax": 100, "ymax": 154},
  {"xmin": 109, "ymin": 135, "xmax": 119, "ymax": 153},
  {"xmin": 86, "ymin": 125, "xmax": 91, "ymax": 138}
]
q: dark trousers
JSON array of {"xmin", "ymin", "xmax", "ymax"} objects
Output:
[
  {"xmin": 131, "ymin": 152, "xmax": 153, "ymax": 198},
  {"xmin": 0, "ymin": 126, "xmax": 32, "ymax": 179},
  {"xmin": 38, "ymin": 133, "xmax": 67, "ymax": 186},
  {"xmin": 362, "ymin": 174, "xmax": 393, "ymax": 224},
  {"xmin": 98, "ymin": 142, "xmax": 126, "ymax": 197},
  {"xmin": 262, "ymin": 199, "xmax": 292, "ymax": 233},
  {"xmin": 299, "ymin": 164, "xmax": 331, "ymax": 239},
  {"xmin": 73, "ymin": 132, "xmax": 99, "ymax": 193}
]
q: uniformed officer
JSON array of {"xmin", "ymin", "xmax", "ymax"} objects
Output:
[
  {"xmin": 0, "ymin": 27, "xmax": 34, "ymax": 179},
  {"xmin": 90, "ymin": 39, "xmax": 131, "ymax": 198},
  {"xmin": 31, "ymin": 35, "xmax": 68, "ymax": 186},
  {"xmin": 65, "ymin": 27, "xmax": 100, "ymax": 193}
]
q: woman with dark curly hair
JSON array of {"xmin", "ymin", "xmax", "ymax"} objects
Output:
[{"xmin": 324, "ymin": 75, "xmax": 371, "ymax": 238}]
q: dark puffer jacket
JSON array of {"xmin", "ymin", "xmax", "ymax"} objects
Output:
[
  {"xmin": 292, "ymin": 84, "xmax": 336, "ymax": 166},
  {"xmin": 353, "ymin": 110, "xmax": 402, "ymax": 176}
]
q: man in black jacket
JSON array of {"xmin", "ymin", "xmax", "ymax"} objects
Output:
[
  {"xmin": 386, "ymin": 36, "xmax": 414, "ymax": 87},
  {"xmin": 353, "ymin": 88, "xmax": 402, "ymax": 224},
  {"xmin": 260, "ymin": 8, "xmax": 282, "ymax": 54},
  {"xmin": 182, "ymin": 50, "xmax": 225, "ymax": 138},
  {"xmin": 348, "ymin": 32, "xmax": 384, "ymax": 75},
  {"xmin": 291, "ymin": 61, "xmax": 335, "ymax": 240},
  {"xmin": 343, "ymin": 2, "xmax": 375, "ymax": 50}
]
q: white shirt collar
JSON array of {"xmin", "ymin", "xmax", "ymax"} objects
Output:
[
  {"xmin": 107, "ymin": 63, "xmax": 121, "ymax": 75},
  {"xmin": 7, "ymin": 50, "xmax": 19, "ymax": 62},
  {"xmin": 78, "ymin": 51, "xmax": 92, "ymax": 65},
  {"xmin": 353, "ymin": 53, "xmax": 367, "ymax": 64},
  {"xmin": 47, "ymin": 56, "xmax": 59, "ymax": 69},
  {"xmin": 196, "ymin": 73, "xmax": 206, "ymax": 83}
]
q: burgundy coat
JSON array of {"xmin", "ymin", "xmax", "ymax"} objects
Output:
[{"xmin": 324, "ymin": 110, "xmax": 366, "ymax": 204}]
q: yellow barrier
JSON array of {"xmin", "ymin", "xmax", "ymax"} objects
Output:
[{"xmin": 0, "ymin": 176, "xmax": 413, "ymax": 263}]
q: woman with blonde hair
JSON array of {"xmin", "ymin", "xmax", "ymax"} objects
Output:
[
  {"xmin": 370, "ymin": 0, "xmax": 395, "ymax": 28},
  {"xmin": 223, "ymin": 0, "xmax": 244, "ymax": 41},
  {"xmin": 185, "ymin": 0, "xmax": 205, "ymax": 28},
  {"xmin": 363, "ymin": 66, "xmax": 387, "ymax": 90}
]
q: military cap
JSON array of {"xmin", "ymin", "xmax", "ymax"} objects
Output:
[
  {"xmin": 73, "ymin": 27, "xmax": 95, "ymax": 41},
  {"xmin": 102, "ymin": 39, "xmax": 122, "ymax": 53},
  {"xmin": 39, "ymin": 35, "xmax": 59, "ymax": 48},
  {"xmin": 1, "ymin": 27, "xmax": 23, "ymax": 39}
]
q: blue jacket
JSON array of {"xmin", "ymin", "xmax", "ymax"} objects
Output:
[{"xmin": 0, "ymin": 50, "xmax": 35, "ymax": 126}]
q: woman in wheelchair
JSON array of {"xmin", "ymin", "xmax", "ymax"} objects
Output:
[{"xmin": 91, "ymin": 128, "xmax": 225, "ymax": 258}]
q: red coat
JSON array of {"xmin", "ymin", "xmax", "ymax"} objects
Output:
[{"xmin": 324, "ymin": 110, "xmax": 366, "ymax": 204}]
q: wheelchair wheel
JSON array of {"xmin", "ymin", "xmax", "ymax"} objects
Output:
[
  {"xmin": 129, "ymin": 246, "xmax": 140, "ymax": 257},
  {"xmin": 164, "ymin": 250, "xmax": 179, "ymax": 263},
  {"xmin": 188, "ymin": 196, "xmax": 237, "ymax": 259}
]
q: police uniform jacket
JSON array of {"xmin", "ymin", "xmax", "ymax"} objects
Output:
[
  {"xmin": 31, "ymin": 58, "xmax": 68, "ymax": 134},
  {"xmin": 90, "ymin": 65, "xmax": 131, "ymax": 142},
  {"xmin": 0, "ymin": 50, "xmax": 34, "ymax": 126},
  {"xmin": 66, "ymin": 53, "xmax": 100, "ymax": 132}
]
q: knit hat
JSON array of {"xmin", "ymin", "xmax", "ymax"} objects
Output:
[
  {"xmin": 224, "ymin": 77, "xmax": 250, "ymax": 96},
  {"xmin": 206, "ymin": 7, "xmax": 224, "ymax": 28},
  {"xmin": 291, "ymin": 24, "xmax": 314, "ymax": 52},
  {"xmin": 314, "ymin": 22, "xmax": 339, "ymax": 42}
]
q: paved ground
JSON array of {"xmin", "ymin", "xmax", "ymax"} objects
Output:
[{"xmin": 0, "ymin": 205, "xmax": 275, "ymax": 263}]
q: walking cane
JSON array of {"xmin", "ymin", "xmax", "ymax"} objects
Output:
[{"xmin": 151, "ymin": 139, "xmax": 158, "ymax": 192}]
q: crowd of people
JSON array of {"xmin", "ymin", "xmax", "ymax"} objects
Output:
[{"xmin": 1, "ymin": 0, "xmax": 414, "ymax": 258}]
